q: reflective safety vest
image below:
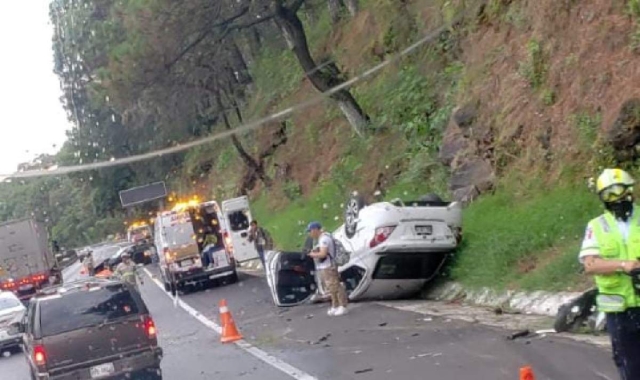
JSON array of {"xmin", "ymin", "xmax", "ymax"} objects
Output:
[
  {"xmin": 589, "ymin": 210, "xmax": 640, "ymax": 312},
  {"xmin": 116, "ymin": 263, "xmax": 138, "ymax": 287}
]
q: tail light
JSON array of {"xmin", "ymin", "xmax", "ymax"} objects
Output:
[
  {"xmin": 369, "ymin": 226, "xmax": 396, "ymax": 248},
  {"xmin": 33, "ymin": 345, "xmax": 47, "ymax": 366},
  {"xmin": 1, "ymin": 280, "xmax": 15, "ymax": 290},
  {"xmin": 143, "ymin": 316, "xmax": 157, "ymax": 338}
]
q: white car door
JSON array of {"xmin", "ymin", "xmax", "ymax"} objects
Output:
[
  {"xmin": 265, "ymin": 250, "xmax": 317, "ymax": 307},
  {"xmin": 221, "ymin": 196, "xmax": 260, "ymax": 262}
]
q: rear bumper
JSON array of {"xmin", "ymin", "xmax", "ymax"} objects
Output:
[
  {"xmin": 39, "ymin": 347, "xmax": 163, "ymax": 380},
  {"xmin": 172, "ymin": 266, "xmax": 235, "ymax": 285},
  {"xmin": 372, "ymin": 239, "xmax": 457, "ymax": 254}
]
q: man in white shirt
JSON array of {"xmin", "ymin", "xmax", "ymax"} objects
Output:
[{"xmin": 306, "ymin": 221, "xmax": 348, "ymax": 316}]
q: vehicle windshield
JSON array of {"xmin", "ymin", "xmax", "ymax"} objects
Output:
[
  {"xmin": 40, "ymin": 285, "xmax": 139, "ymax": 336},
  {"xmin": 0, "ymin": 297, "xmax": 21, "ymax": 311}
]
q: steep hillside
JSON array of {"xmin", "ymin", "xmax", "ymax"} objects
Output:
[{"xmin": 219, "ymin": 0, "xmax": 640, "ymax": 292}]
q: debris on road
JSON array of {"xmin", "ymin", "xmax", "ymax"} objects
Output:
[
  {"xmin": 311, "ymin": 333, "xmax": 331, "ymax": 345},
  {"xmin": 354, "ymin": 368, "xmax": 373, "ymax": 374},
  {"xmin": 507, "ymin": 329, "xmax": 531, "ymax": 340}
]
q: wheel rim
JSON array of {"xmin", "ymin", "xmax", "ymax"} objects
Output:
[{"xmin": 345, "ymin": 199, "xmax": 359, "ymax": 232}]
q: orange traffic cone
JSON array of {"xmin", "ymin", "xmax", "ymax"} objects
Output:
[
  {"xmin": 219, "ymin": 299, "xmax": 231, "ymax": 327},
  {"xmin": 219, "ymin": 299, "xmax": 242, "ymax": 343},
  {"xmin": 520, "ymin": 366, "xmax": 536, "ymax": 380}
]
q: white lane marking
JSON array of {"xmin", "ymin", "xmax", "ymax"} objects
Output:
[{"xmin": 142, "ymin": 268, "xmax": 318, "ymax": 380}]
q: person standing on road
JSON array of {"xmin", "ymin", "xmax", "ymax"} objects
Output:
[
  {"xmin": 306, "ymin": 221, "xmax": 348, "ymax": 316},
  {"xmin": 580, "ymin": 168, "xmax": 640, "ymax": 379},
  {"xmin": 247, "ymin": 220, "xmax": 272, "ymax": 267},
  {"xmin": 115, "ymin": 253, "xmax": 143, "ymax": 290},
  {"xmin": 84, "ymin": 251, "xmax": 95, "ymax": 276}
]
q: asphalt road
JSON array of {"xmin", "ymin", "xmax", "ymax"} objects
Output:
[{"xmin": 1, "ymin": 258, "xmax": 621, "ymax": 380}]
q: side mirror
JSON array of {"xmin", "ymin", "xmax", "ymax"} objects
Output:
[{"xmin": 9, "ymin": 321, "xmax": 24, "ymax": 335}]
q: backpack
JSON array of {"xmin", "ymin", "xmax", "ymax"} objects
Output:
[
  {"xmin": 323, "ymin": 232, "xmax": 351, "ymax": 267},
  {"xmin": 261, "ymin": 228, "xmax": 275, "ymax": 250}
]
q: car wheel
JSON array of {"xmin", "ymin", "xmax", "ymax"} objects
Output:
[
  {"xmin": 344, "ymin": 193, "xmax": 366, "ymax": 239},
  {"xmin": 419, "ymin": 193, "xmax": 444, "ymax": 203},
  {"xmin": 140, "ymin": 366, "xmax": 162, "ymax": 380},
  {"xmin": 221, "ymin": 272, "xmax": 238, "ymax": 285}
]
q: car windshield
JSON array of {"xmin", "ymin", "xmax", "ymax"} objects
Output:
[
  {"xmin": 228, "ymin": 210, "xmax": 250, "ymax": 232},
  {"xmin": 0, "ymin": 297, "xmax": 21, "ymax": 311},
  {"xmin": 39, "ymin": 285, "xmax": 139, "ymax": 336}
]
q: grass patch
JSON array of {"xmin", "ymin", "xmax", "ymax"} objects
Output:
[
  {"xmin": 252, "ymin": 182, "xmax": 345, "ymax": 251},
  {"xmin": 450, "ymin": 179, "xmax": 601, "ymax": 290},
  {"xmin": 518, "ymin": 38, "xmax": 548, "ymax": 89}
]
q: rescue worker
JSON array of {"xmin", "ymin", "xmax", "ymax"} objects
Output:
[
  {"xmin": 115, "ymin": 252, "xmax": 143, "ymax": 290},
  {"xmin": 84, "ymin": 251, "xmax": 95, "ymax": 276},
  {"xmin": 580, "ymin": 168, "xmax": 640, "ymax": 379},
  {"xmin": 306, "ymin": 221, "xmax": 348, "ymax": 316}
]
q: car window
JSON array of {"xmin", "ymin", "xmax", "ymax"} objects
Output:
[
  {"xmin": 0, "ymin": 296, "xmax": 21, "ymax": 310},
  {"xmin": 228, "ymin": 210, "xmax": 250, "ymax": 232},
  {"xmin": 39, "ymin": 285, "xmax": 140, "ymax": 336}
]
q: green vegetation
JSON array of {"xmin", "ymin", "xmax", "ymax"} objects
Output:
[
  {"xmin": 3, "ymin": 0, "xmax": 636, "ymax": 296},
  {"xmin": 519, "ymin": 38, "xmax": 548, "ymax": 89},
  {"xmin": 450, "ymin": 178, "xmax": 601, "ymax": 291},
  {"xmin": 571, "ymin": 111, "xmax": 602, "ymax": 147}
]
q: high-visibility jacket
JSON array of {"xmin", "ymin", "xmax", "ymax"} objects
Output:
[
  {"xmin": 115, "ymin": 262, "xmax": 138, "ymax": 287},
  {"xmin": 588, "ymin": 210, "xmax": 640, "ymax": 312}
]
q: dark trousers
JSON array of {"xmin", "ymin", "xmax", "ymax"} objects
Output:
[
  {"xmin": 606, "ymin": 308, "xmax": 640, "ymax": 380},
  {"xmin": 257, "ymin": 247, "xmax": 265, "ymax": 267}
]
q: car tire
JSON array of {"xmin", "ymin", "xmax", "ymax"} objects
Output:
[
  {"xmin": 227, "ymin": 271, "xmax": 239, "ymax": 284},
  {"xmin": 140, "ymin": 366, "xmax": 162, "ymax": 380},
  {"xmin": 419, "ymin": 193, "xmax": 444, "ymax": 203},
  {"xmin": 344, "ymin": 192, "xmax": 366, "ymax": 239}
]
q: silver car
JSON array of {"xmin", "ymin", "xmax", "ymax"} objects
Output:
[{"xmin": 0, "ymin": 291, "xmax": 26, "ymax": 351}]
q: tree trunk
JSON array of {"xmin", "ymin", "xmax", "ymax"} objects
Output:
[
  {"xmin": 275, "ymin": 3, "xmax": 367, "ymax": 136},
  {"xmin": 343, "ymin": 0, "xmax": 358, "ymax": 16},
  {"xmin": 327, "ymin": 0, "xmax": 343, "ymax": 24},
  {"xmin": 215, "ymin": 95, "xmax": 272, "ymax": 189}
]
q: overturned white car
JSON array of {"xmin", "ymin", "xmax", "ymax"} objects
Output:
[{"xmin": 265, "ymin": 193, "xmax": 463, "ymax": 307}]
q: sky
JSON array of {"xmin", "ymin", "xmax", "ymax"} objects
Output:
[{"xmin": 0, "ymin": 1, "xmax": 70, "ymax": 174}]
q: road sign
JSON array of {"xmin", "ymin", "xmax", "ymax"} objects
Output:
[{"xmin": 119, "ymin": 182, "xmax": 167, "ymax": 207}]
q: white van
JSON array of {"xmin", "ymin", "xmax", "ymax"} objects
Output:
[
  {"xmin": 154, "ymin": 201, "xmax": 236, "ymax": 294},
  {"xmin": 221, "ymin": 196, "xmax": 260, "ymax": 263}
]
